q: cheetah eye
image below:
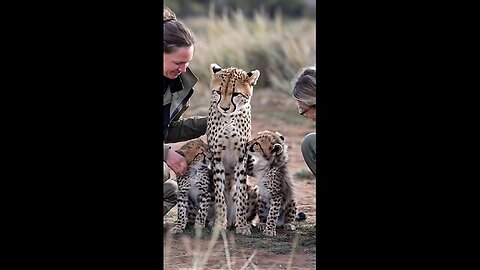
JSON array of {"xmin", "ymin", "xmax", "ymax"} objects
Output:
[
  {"xmin": 232, "ymin": 92, "xmax": 240, "ymax": 97},
  {"xmin": 213, "ymin": 90, "xmax": 221, "ymax": 95}
]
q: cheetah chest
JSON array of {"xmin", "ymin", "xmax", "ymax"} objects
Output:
[
  {"xmin": 184, "ymin": 167, "xmax": 209, "ymax": 205},
  {"xmin": 255, "ymin": 169, "xmax": 292, "ymax": 210},
  {"xmin": 210, "ymin": 115, "xmax": 250, "ymax": 167}
]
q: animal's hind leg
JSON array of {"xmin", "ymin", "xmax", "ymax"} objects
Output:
[{"xmin": 284, "ymin": 199, "xmax": 297, "ymax": 231}]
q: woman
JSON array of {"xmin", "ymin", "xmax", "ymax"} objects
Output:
[
  {"xmin": 163, "ymin": 7, "xmax": 207, "ymax": 216},
  {"xmin": 291, "ymin": 66, "xmax": 316, "ymax": 176}
]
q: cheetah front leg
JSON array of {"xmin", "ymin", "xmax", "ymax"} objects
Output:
[
  {"xmin": 234, "ymin": 154, "xmax": 250, "ymax": 236},
  {"xmin": 284, "ymin": 199, "xmax": 297, "ymax": 231},
  {"xmin": 170, "ymin": 181, "xmax": 190, "ymax": 234},
  {"xmin": 212, "ymin": 159, "xmax": 227, "ymax": 230},
  {"xmin": 246, "ymin": 185, "xmax": 259, "ymax": 225},
  {"xmin": 257, "ymin": 198, "xmax": 268, "ymax": 232},
  {"xmin": 194, "ymin": 184, "xmax": 211, "ymax": 229},
  {"xmin": 263, "ymin": 195, "xmax": 283, "ymax": 236}
]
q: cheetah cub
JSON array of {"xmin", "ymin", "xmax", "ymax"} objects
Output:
[
  {"xmin": 169, "ymin": 139, "xmax": 214, "ymax": 234},
  {"xmin": 246, "ymin": 130, "xmax": 304, "ymax": 236}
]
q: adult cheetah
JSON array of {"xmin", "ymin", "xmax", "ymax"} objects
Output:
[{"xmin": 206, "ymin": 63, "xmax": 260, "ymax": 235}]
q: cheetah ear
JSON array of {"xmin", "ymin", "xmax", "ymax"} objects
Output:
[
  {"xmin": 175, "ymin": 149, "xmax": 185, "ymax": 157},
  {"xmin": 246, "ymin": 70, "xmax": 260, "ymax": 86},
  {"xmin": 210, "ymin": 63, "xmax": 222, "ymax": 74},
  {"xmin": 272, "ymin": 143, "xmax": 283, "ymax": 155},
  {"xmin": 275, "ymin": 132, "xmax": 285, "ymax": 141}
]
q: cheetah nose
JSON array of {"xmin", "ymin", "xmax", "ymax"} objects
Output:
[{"xmin": 220, "ymin": 106, "xmax": 230, "ymax": 112}]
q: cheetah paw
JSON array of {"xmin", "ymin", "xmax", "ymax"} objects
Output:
[
  {"xmin": 170, "ymin": 226, "xmax": 183, "ymax": 234},
  {"xmin": 236, "ymin": 226, "xmax": 251, "ymax": 236},
  {"xmin": 193, "ymin": 223, "xmax": 205, "ymax": 229},
  {"xmin": 263, "ymin": 228, "xmax": 276, "ymax": 236},
  {"xmin": 214, "ymin": 221, "xmax": 227, "ymax": 231},
  {"xmin": 285, "ymin": 224, "xmax": 296, "ymax": 231}
]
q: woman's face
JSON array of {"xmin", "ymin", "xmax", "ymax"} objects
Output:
[
  {"xmin": 163, "ymin": 46, "xmax": 194, "ymax": 79},
  {"xmin": 297, "ymin": 101, "xmax": 316, "ymax": 121}
]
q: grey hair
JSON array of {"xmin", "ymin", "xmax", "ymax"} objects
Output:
[{"xmin": 291, "ymin": 66, "xmax": 316, "ymax": 106}]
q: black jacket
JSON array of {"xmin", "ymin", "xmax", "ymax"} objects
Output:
[{"xmin": 163, "ymin": 68, "xmax": 207, "ymax": 160}]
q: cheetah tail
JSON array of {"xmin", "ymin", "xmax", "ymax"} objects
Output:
[{"xmin": 295, "ymin": 212, "xmax": 307, "ymax": 221}]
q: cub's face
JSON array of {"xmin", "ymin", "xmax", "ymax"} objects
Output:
[
  {"xmin": 175, "ymin": 139, "xmax": 211, "ymax": 166},
  {"xmin": 247, "ymin": 130, "xmax": 286, "ymax": 162},
  {"xmin": 209, "ymin": 63, "xmax": 260, "ymax": 115}
]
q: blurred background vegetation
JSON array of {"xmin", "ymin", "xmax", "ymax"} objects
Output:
[
  {"xmin": 165, "ymin": 0, "xmax": 316, "ymax": 19},
  {"xmin": 163, "ymin": 2, "xmax": 317, "ymax": 231},
  {"xmin": 164, "ymin": 0, "xmax": 316, "ymax": 111}
]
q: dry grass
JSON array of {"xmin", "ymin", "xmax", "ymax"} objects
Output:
[
  {"xmin": 163, "ymin": 219, "xmax": 316, "ymax": 270},
  {"xmin": 184, "ymin": 10, "xmax": 316, "ymax": 96}
]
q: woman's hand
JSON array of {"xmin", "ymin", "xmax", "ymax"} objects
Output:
[{"xmin": 165, "ymin": 148, "xmax": 187, "ymax": 176}]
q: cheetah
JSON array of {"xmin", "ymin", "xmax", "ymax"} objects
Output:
[
  {"xmin": 206, "ymin": 63, "xmax": 260, "ymax": 235},
  {"xmin": 246, "ymin": 130, "xmax": 305, "ymax": 236},
  {"xmin": 185, "ymin": 182, "xmax": 260, "ymax": 229},
  {"xmin": 168, "ymin": 139, "xmax": 259, "ymax": 234},
  {"xmin": 169, "ymin": 139, "xmax": 214, "ymax": 234}
]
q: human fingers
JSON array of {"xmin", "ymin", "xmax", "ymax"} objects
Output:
[{"xmin": 173, "ymin": 159, "xmax": 187, "ymax": 176}]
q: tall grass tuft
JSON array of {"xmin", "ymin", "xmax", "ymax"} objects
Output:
[{"xmin": 185, "ymin": 9, "xmax": 316, "ymax": 95}]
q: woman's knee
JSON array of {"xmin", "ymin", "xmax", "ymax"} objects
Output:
[
  {"xmin": 164, "ymin": 180, "xmax": 178, "ymax": 198},
  {"xmin": 301, "ymin": 133, "xmax": 316, "ymax": 154}
]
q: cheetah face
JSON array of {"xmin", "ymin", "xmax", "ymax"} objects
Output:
[
  {"xmin": 247, "ymin": 130, "xmax": 286, "ymax": 162},
  {"xmin": 175, "ymin": 139, "xmax": 211, "ymax": 168},
  {"xmin": 209, "ymin": 63, "xmax": 260, "ymax": 115}
]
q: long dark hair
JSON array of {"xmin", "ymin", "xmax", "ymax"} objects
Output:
[{"xmin": 163, "ymin": 7, "xmax": 195, "ymax": 54}]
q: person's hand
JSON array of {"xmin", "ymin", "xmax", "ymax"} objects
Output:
[{"xmin": 165, "ymin": 148, "xmax": 187, "ymax": 176}]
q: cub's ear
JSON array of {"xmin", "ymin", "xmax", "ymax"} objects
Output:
[
  {"xmin": 175, "ymin": 149, "xmax": 185, "ymax": 157},
  {"xmin": 275, "ymin": 131, "xmax": 285, "ymax": 141},
  {"xmin": 210, "ymin": 63, "xmax": 222, "ymax": 74},
  {"xmin": 272, "ymin": 143, "xmax": 283, "ymax": 156},
  {"xmin": 246, "ymin": 70, "xmax": 260, "ymax": 86}
]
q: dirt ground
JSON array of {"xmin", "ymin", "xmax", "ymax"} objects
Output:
[{"xmin": 164, "ymin": 89, "xmax": 317, "ymax": 270}]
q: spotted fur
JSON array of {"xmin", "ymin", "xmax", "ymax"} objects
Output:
[
  {"xmin": 169, "ymin": 139, "xmax": 214, "ymax": 234},
  {"xmin": 246, "ymin": 130, "xmax": 304, "ymax": 236},
  {"xmin": 185, "ymin": 182, "xmax": 259, "ymax": 228},
  {"xmin": 206, "ymin": 63, "xmax": 260, "ymax": 236}
]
